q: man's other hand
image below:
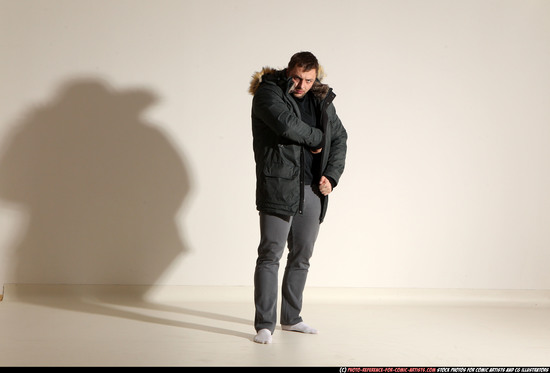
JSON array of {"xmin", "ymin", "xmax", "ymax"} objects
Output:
[{"xmin": 319, "ymin": 176, "xmax": 332, "ymax": 196}]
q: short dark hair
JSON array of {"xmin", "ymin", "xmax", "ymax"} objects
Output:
[{"xmin": 287, "ymin": 51, "xmax": 319, "ymax": 73}]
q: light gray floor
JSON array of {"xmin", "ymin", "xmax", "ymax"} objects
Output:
[{"xmin": 1, "ymin": 284, "xmax": 549, "ymax": 367}]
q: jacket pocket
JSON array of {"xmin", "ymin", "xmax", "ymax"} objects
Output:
[
  {"xmin": 262, "ymin": 146, "xmax": 298, "ymax": 180},
  {"xmin": 260, "ymin": 146, "xmax": 300, "ymax": 209}
]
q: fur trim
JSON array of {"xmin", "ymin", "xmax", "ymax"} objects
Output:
[
  {"xmin": 248, "ymin": 67, "xmax": 278, "ymax": 95},
  {"xmin": 248, "ymin": 66, "xmax": 329, "ymax": 99}
]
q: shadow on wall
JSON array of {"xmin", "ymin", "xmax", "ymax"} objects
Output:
[
  {"xmin": 0, "ymin": 78, "xmax": 191, "ymax": 289},
  {"xmin": 0, "ymin": 78, "xmax": 254, "ymax": 340}
]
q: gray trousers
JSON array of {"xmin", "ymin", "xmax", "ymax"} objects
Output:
[{"xmin": 254, "ymin": 185, "xmax": 322, "ymax": 333}]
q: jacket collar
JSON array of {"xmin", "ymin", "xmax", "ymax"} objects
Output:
[{"xmin": 249, "ymin": 67, "xmax": 331, "ymax": 100}]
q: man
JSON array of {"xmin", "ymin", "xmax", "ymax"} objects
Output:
[{"xmin": 249, "ymin": 52, "xmax": 347, "ymax": 344}]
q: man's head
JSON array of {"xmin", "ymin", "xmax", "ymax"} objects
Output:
[{"xmin": 287, "ymin": 51, "xmax": 319, "ymax": 98}]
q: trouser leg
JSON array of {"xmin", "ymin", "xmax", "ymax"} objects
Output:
[
  {"xmin": 254, "ymin": 213, "xmax": 291, "ymax": 333},
  {"xmin": 281, "ymin": 185, "xmax": 321, "ymax": 325}
]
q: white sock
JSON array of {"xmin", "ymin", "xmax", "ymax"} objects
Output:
[
  {"xmin": 281, "ymin": 322, "xmax": 318, "ymax": 334},
  {"xmin": 254, "ymin": 329, "xmax": 272, "ymax": 344}
]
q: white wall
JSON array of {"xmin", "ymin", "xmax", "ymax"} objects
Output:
[{"xmin": 1, "ymin": 0, "xmax": 549, "ymax": 290}]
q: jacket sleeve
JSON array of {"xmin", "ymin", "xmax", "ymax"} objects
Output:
[
  {"xmin": 323, "ymin": 104, "xmax": 347, "ymax": 187},
  {"xmin": 252, "ymin": 83, "xmax": 324, "ymax": 148}
]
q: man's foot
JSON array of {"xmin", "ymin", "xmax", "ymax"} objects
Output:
[
  {"xmin": 254, "ymin": 329, "xmax": 272, "ymax": 344},
  {"xmin": 281, "ymin": 321, "xmax": 318, "ymax": 334}
]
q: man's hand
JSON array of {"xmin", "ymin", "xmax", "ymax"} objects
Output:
[
  {"xmin": 310, "ymin": 148, "xmax": 322, "ymax": 154},
  {"xmin": 319, "ymin": 176, "xmax": 332, "ymax": 196}
]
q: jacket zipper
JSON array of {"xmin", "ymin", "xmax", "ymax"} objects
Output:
[
  {"xmin": 285, "ymin": 83, "xmax": 306, "ymax": 215},
  {"xmin": 299, "ymin": 147, "xmax": 305, "ymax": 214},
  {"xmin": 318, "ymin": 90, "xmax": 335, "ymax": 173},
  {"xmin": 299, "ymin": 91, "xmax": 334, "ymax": 215}
]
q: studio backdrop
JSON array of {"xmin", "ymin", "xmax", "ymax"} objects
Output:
[{"xmin": 1, "ymin": 0, "xmax": 549, "ymax": 290}]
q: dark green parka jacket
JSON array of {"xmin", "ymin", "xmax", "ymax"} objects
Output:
[{"xmin": 249, "ymin": 67, "xmax": 347, "ymax": 222}]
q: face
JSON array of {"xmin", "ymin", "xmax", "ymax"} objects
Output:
[{"xmin": 288, "ymin": 66, "xmax": 316, "ymax": 98}]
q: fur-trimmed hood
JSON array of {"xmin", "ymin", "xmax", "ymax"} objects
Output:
[{"xmin": 248, "ymin": 66, "xmax": 330, "ymax": 100}]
